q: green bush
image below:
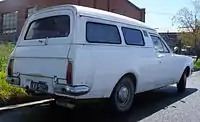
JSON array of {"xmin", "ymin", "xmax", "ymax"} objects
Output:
[
  {"xmin": 0, "ymin": 43, "xmax": 14, "ymax": 72},
  {"xmin": 194, "ymin": 60, "xmax": 200, "ymax": 69},
  {"xmin": 0, "ymin": 72, "xmax": 27, "ymax": 101},
  {"xmin": 0, "ymin": 44, "xmax": 27, "ymax": 101},
  {"xmin": 0, "ymin": 56, "xmax": 9, "ymax": 73}
]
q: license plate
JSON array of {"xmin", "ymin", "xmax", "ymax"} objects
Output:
[{"xmin": 30, "ymin": 81, "xmax": 48, "ymax": 92}]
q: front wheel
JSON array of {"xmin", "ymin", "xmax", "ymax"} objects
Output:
[
  {"xmin": 177, "ymin": 71, "xmax": 187, "ymax": 93},
  {"xmin": 110, "ymin": 76, "xmax": 135, "ymax": 113}
]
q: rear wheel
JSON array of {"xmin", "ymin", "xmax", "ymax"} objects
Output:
[
  {"xmin": 177, "ymin": 71, "xmax": 187, "ymax": 93},
  {"xmin": 110, "ymin": 76, "xmax": 135, "ymax": 113}
]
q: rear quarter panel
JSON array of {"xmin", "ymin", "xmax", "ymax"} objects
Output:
[{"xmin": 72, "ymin": 44, "xmax": 158, "ymax": 99}]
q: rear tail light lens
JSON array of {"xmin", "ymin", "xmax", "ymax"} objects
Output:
[
  {"xmin": 8, "ymin": 59, "xmax": 14, "ymax": 76},
  {"xmin": 66, "ymin": 61, "xmax": 72, "ymax": 84}
]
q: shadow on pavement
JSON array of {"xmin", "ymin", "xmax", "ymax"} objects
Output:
[{"xmin": 0, "ymin": 86, "xmax": 198, "ymax": 122}]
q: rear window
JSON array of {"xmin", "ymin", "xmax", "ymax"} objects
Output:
[
  {"xmin": 122, "ymin": 27, "xmax": 145, "ymax": 46},
  {"xmin": 25, "ymin": 15, "xmax": 70, "ymax": 40},
  {"xmin": 86, "ymin": 22, "xmax": 121, "ymax": 44}
]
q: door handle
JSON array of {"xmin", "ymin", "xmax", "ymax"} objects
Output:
[
  {"xmin": 38, "ymin": 40, "xmax": 43, "ymax": 43},
  {"xmin": 38, "ymin": 39, "xmax": 48, "ymax": 45},
  {"xmin": 157, "ymin": 54, "xmax": 164, "ymax": 63},
  {"xmin": 157, "ymin": 54, "xmax": 164, "ymax": 58},
  {"xmin": 38, "ymin": 40, "xmax": 44, "ymax": 43}
]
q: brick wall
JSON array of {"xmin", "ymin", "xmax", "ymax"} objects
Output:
[
  {"xmin": 0, "ymin": 0, "xmax": 145, "ymax": 42},
  {"xmin": 109, "ymin": 0, "xmax": 145, "ymax": 22}
]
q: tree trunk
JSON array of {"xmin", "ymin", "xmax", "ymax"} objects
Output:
[
  {"xmin": 194, "ymin": 49, "xmax": 200, "ymax": 64},
  {"xmin": 195, "ymin": 56, "xmax": 199, "ymax": 64},
  {"xmin": 178, "ymin": 41, "xmax": 182, "ymax": 54}
]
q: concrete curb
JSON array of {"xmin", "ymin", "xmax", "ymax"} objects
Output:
[{"xmin": 0, "ymin": 99, "xmax": 54, "ymax": 111}]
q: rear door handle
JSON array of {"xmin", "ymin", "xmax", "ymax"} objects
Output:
[
  {"xmin": 38, "ymin": 40, "xmax": 43, "ymax": 43},
  {"xmin": 38, "ymin": 39, "xmax": 48, "ymax": 45},
  {"xmin": 157, "ymin": 54, "xmax": 164, "ymax": 58}
]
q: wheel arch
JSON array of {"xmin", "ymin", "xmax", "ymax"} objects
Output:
[
  {"xmin": 110, "ymin": 72, "xmax": 138, "ymax": 98},
  {"xmin": 184, "ymin": 66, "xmax": 190, "ymax": 77},
  {"xmin": 179, "ymin": 66, "xmax": 190, "ymax": 82}
]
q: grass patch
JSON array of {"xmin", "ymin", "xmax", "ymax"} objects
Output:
[
  {"xmin": 0, "ymin": 44, "xmax": 27, "ymax": 103},
  {"xmin": 194, "ymin": 60, "xmax": 200, "ymax": 69},
  {"xmin": 0, "ymin": 44, "xmax": 14, "ymax": 57},
  {"xmin": 0, "ymin": 44, "xmax": 14, "ymax": 72}
]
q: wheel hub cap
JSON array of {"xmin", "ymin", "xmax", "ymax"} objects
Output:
[{"xmin": 118, "ymin": 86, "xmax": 129, "ymax": 104}]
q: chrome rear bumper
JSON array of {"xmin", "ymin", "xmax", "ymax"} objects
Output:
[
  {"xmin": 54, "ymin": 84, "xmax": 90, "ymax": 96},
  {"xmin": 6, "ymin": 76, "xmax": 90, "ymax": 96}
]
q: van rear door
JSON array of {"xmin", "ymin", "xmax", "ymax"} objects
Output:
[{"xmin": 12, "ymin": 9, "xmax": 75, "ymax": 93}]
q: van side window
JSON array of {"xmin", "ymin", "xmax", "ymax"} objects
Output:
[
  {"xmin": 25, "ymin": 15, "xmax": 70, "ymax": 40},
  {"xmin": 150, "ymin": 35, "xmax": 170, "ymax": 53},
  {"xmin": 143, "ymin": 30, "xmax": 148, "ymax": 37},
  {"xmin": 122, "ymin": 27, "xmax": 145, "ymax": 46},
  {"xmin": 86, "ymin": 22, "xmax": 121, "ymax": 44}
]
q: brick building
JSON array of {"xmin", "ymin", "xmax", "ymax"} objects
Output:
[{"xmin": 0, "ymin": 0, "xmax": 145, "ymax": 42}]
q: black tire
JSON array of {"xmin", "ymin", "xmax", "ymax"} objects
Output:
[
  {"xmin": 177, "ymin": 71, "xmax": 187, "ymax": 93},
  {"xmin": 110, "ymin": 76, "xmax": 135, "ymax": 113}
]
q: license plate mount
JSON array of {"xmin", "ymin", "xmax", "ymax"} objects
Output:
[
  {"xmin": 9, "ymin": 77, "xmax": 20, "ymax": 85},
  {"xmin": 30, "ymin": 81, "xmax": 48, "ymax": 92}
]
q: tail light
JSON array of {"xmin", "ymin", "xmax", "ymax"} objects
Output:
[
  {"xmin": 7, "ymin": 59, "xmax": 14, "ymax": 76},
  {"xmin": 66, "ymin": 61, "xmax": 72, "ymax": 84}
]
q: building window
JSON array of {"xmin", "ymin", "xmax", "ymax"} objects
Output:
[
  {"xmin": 27, "ymin": 7, "xmax": 37, "ymax": 18},
  {"xmin": 2, "ymin": 12, "xmax": 17, "ymax": 33}
]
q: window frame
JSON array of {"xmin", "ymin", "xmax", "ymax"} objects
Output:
[
  {"xmin": 86, "ymin": 22, "xmax": 122, "ymax": 44},
  {"xmin": 121, "ymin": 27, "xmax": 145, "ymax": 46},
  {"xmin": 26, "ymin": 7, "xmax": 37, "ymax": 18},
  {"xmin": 1, "ymin": 12, "xmax": 17, "ymax": 32},
  {"xmin": 161, "ymin": 40, "xmax": 170, "ymax": 53},
  {"xmin": 24, "ymin": 15, "xmax": 71, "ymax": 40},
  {"xmin": 150, "ymin": 35, "xmax": 170, "ymax": 53},
  {"xmin": 143, "ymin": 30, "xmax": 149, "ymax": 37}
]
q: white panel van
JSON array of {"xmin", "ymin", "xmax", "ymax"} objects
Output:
[{"xmin": 7, "ymin": 5, "xmax": 193, "ymax": 113}]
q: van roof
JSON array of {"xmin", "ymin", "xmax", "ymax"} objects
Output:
[{"xmin": 34, "ymin": 4, "xmax": 156, "ymax": 32}]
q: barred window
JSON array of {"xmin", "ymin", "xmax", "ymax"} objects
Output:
[{"xmin": 2, "ymin": 12, "xmax": 17, "ymax": 33}]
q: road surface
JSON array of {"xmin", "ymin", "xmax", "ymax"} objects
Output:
[{"xmin": 0, "ymin": 72, "xmax": 200, "ymax": 122}]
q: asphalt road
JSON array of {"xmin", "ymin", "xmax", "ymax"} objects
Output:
[{"xmin": 0, "ymin": 72, "xmax": 200, "ymax": 122}]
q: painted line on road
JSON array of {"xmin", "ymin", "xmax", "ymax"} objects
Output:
[{"xmin": 0, "ymin": 99, "xmax": 55, "ymax": 111}]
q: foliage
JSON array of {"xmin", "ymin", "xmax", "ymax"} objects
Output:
[
  {"xmin": 0, "ymin": 72, "xmax": 27, "ymax": 102},
  {"xmin": 0, "ymin": 44, "xmax": 27, "ymax": 101},
  {"xmin": 172, "ymin": 0, "xmax": 200, "ymax": 62},
  {"xmin": 0, "ymin": 44, "xmax": 14, "ymax": 72},
  {"xmin": 0, "ymin": 56, "xmax": 9, "ymax": 73},
  {"xmin": 194, "ymin": 60, "xmax": 200, "ymax": 69}
]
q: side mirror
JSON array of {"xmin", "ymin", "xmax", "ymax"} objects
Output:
[{"xmin": 173, "ymin": 47, "xmax": 178, "ymax": 53}]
